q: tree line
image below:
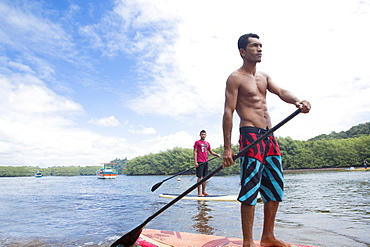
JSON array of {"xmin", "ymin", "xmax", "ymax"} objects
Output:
[
  {"xmin": 123, "ymin": 122, "xmax": 370, "ymax": 175},
  {"xmin": 0, "ymin": 158, "xmax": 129, "ymax": 177},
  {"xmin": 1, "ymin": 123, "xmax": 369, "ymax": 177}
]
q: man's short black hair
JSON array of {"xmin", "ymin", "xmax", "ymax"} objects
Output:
[
  {"xmin": 200, "ymin": 130, "xmax": 207, "ymax": 134},
  {"xmin": 238, "ymin": 33, "xmax": 260, "ymax": 50}
]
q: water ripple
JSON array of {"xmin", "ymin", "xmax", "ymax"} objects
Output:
[{"xmin": 0, "ymin": 172, "xmax": 369, "ymax": 246}]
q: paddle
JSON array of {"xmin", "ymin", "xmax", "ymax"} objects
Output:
[
  {"xmin": 151, "ymin": 156, "xmax": 219, "ymax": 192},
  {"xmin": 110, "ymin": 108, "xmax": 301, "ymax": 247}
]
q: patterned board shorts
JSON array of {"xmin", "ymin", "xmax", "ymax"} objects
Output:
[{"xmin": 238, "ymin": 126, "xmax": 284, "ymax": 205}]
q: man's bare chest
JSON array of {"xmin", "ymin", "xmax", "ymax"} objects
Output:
[{"xmin": 239, "ymin": 77, "xmax": 267, "ymax": 97}]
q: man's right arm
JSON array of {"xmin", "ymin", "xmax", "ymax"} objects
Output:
[
  {"xmin": 222, "ymin": 74, "xmax": 239, "ymax": 167},
  {"xmin": 193, "ymin": 147, "xmax": 198, "ymax": 167}
]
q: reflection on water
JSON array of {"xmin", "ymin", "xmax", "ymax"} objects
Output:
[{"xmin": 192, "ymin": 201, "xmax": 215, "ymax": 235}]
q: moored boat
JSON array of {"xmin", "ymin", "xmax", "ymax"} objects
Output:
[
  {"xmin": 34, "ymin": 171, "xmax": 42, "ymax": 178},
  {"xmin": 96, "ymin": 163, "xmax": 118, "ymax": 179}
]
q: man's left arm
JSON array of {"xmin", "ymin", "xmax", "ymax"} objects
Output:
[{"xmin": 209, "ymin": 149, "xmax": 221, "ymax": 158}]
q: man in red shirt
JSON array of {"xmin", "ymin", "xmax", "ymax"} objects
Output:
[{"xmin": 193, "ymin": 130, "xmax": 220, "ymax": 196}]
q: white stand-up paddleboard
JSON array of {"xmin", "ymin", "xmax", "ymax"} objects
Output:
[{"xmin": 159, "ymin": 193, "xmax": 238, "ymax": 201}]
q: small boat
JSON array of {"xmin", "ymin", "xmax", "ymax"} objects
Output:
[
  {"xmin": 96, "ymin": 163, "xmax": 118, "ymax": 179},
  {"xmin": 34, "ymin": 171, "xmax": 42, "ymax": 178},
  {"xmin": 135, "ymin": 229, "xmax": 317, "ymax": 247}
]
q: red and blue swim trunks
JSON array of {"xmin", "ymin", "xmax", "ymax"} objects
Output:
[{"xmin": 238, "ymin": 126, "xmax": 284, "ymax": 205}]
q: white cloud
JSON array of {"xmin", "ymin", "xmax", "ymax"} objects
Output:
[
  {"xmin": 0, "ymin": 74, "xmax": 130, "ymax": 167},
  {"xmin": 146, "ymin": 130, "xmax": 194, "ymax": 153},
  {"xmin": 0, "ymin": 1, "xmax": 75, "ymax": 58},
  {"xmin": 1, "ymin": 0, "xmax": 369, "ymax": 168},
  {"xmin": 7, "ymin": 61, "xmax": 34, "ymax": 73},
  {"xmin": 129, "ymin": 125, "xmax": 156, "ymax": 135},
  {"xmin": 88, "ymin": 116, "xmax": 120, "ymax": 127},
  {"xmin": 0, "ymin": 75, "xmax": 82, "ymax": 116}
]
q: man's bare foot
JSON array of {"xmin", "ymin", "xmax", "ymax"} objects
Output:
[
  {"xmin": 198, "ymin": 193, "xmax": 205, "ymax": 197},
  {"xmin": 203, "ymin": 192, "xmax": 210, "ymax": 196},
  {"xmin": 260, "ymin": 237, "xmax": 293, "ymax": 247},
  {"xmin": 242, "ymin": 241, "xmax": 257, "ymax": 247}
]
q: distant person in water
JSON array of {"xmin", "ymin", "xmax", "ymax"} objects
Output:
[
  {"xmin": 364, "ymin": 159, "xmax": 368, "ymax": 169},
  {"xmin": 193, "ymin": 130, "xmax": 220, "ymax": 196}
]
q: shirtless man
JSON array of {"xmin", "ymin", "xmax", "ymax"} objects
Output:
[{"xmin": 222, "ymin": 33, "xmax": 311, "ymax": 247}]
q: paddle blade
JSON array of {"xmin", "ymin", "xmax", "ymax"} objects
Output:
[
  {"xmin": 111, "ymin": 226, "xmax": 143, "ymax": 247},
  {"xmin": 151, "ymin": 181, "xmax": 163, "ymax": 192}
]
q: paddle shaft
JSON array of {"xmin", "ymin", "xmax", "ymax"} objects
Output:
[
  {"xmin": 151, "ymin": 156, "xmax": 219, "ymax": 192},
  {"xmin": 111, "ymin": 108, "xmax": 301, "ymax": 246},
  {"xmin": 163, "ymin": 156, "xmax": 218, "ymax": 182}
]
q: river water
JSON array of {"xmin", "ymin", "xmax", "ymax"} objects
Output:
[{"xmin": 0, "ymin": 170, "xmax": 369, "ymax": 247}]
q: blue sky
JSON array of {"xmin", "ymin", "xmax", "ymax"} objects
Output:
[{"xmin": 1, "ymin": 0, "xmax": 369, "ymax": 167}]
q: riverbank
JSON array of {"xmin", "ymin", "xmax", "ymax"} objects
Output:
[
  {"xmin": 1, "ymin": 167, "xmax": 367, "ymax": 177},
  {"xmin": 284, "ymin": 167, "xmax": 367, "ymax": 173}
]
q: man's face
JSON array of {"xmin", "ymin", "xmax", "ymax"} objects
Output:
[
  {"xmin": 241, "ymin": 37, "xmax": 262, "ymax": 63},
  {"xmin": 200, "ymin": 132, "xmax": 207, "ymax": 140}
]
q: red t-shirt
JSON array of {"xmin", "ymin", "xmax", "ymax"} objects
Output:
[{"xmin": 194, "ymin": 140, "xmax": 211, "ymax": 162}]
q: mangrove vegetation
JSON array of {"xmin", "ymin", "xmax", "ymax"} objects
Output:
[
  {"xmin": 1, "ymin": 123, "xmax": 369, "ymax": 177},
  {"xmin": 124, "ymin": 122, "xmax": 370, "ymax": 175}
]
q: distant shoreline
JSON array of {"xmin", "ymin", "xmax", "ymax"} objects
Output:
[
  {"xmin": 284, "ymin": 167, "xmax": 365, "ymax": 173},
  {"xmin": 0, "ymin": 167, "xmax": 367, "ymax": 178}
]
